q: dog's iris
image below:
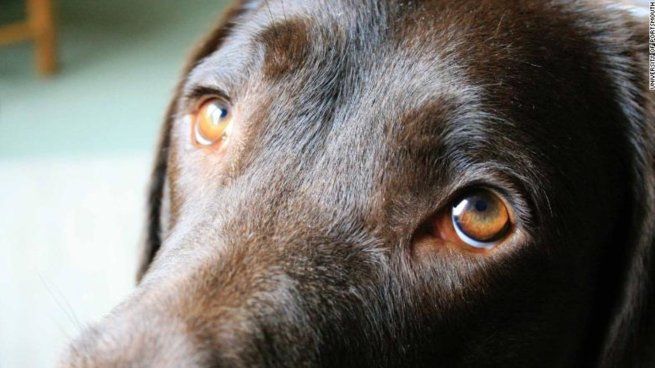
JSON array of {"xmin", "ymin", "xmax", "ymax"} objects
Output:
[
  {"xmin": 451, "ymin": 190, "xmax": 510, "ymax": 249},
  {"xmin": 193, "ymin": 98, "xmax": 233, "ymax": 147}
]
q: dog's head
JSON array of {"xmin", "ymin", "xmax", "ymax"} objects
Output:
[{"xmin": 61, "ymin": 1, "xmax": 654, "ymax": 367}]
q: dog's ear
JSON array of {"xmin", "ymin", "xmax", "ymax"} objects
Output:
[
  {"xmin": 597, "ymin": 5, "xmax": 655, "ymax": 367},
  {"xmin": 137, "ymin": 0, "xmax": 259, "ymax": 281}
]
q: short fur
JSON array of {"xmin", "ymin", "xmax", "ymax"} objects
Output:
[{"xmin": 62, "ymin": 1, "xmax": 654, "ymax": 367}]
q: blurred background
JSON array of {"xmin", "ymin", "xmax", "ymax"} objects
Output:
[{"xmin": 0, "ymin": 0, "xmax": 228, "ymax": 366}]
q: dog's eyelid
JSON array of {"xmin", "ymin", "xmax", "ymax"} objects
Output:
[{"xmin": 183, "ymin": 86, "xmax": 231, "ymax": 110}]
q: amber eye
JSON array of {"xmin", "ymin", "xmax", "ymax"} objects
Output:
[
  {"xmin": 192, "ymin": 98, "xmax": 233, "ymax": 147},
  {"xmin": 451, "ymin": 189, "xmax": 511, "ymax": 249}
]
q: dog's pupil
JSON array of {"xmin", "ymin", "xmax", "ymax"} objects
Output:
[{"xmin": 474, "ymin": 200, "xmax": 488, "ymax": 212}]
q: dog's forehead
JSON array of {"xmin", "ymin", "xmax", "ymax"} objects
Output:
[
  {"xmin": 186, "ymin": 0, "xmax": 596, "ymax": 132},
  {"xmin": 187, "ymin": 0, "xmax": 484, "ymax": 104}
]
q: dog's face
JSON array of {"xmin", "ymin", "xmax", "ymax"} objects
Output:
[{"xmin": 61, "ymin": 1, "xmax": 654, "ymax": 367}]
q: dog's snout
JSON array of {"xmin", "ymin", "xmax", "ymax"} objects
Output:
[
  {"xmin": 60, "ymin": 309, "xmax": 207, "ymax": 368},
  {"xmin": 60, "ymin": 279, "xmax": 267, "ymax": 367},
  {"xmin": 60, "ymin": 290, "xmax": 261, "ymax": 367},
  {"xmin": 61, "ymin": 233, "xmax": 384, "ymax": 368}
]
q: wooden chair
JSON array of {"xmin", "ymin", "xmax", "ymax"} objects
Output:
[{"xmin": 0, "ymin": 0, "xmax": 57, "ymax": 75}]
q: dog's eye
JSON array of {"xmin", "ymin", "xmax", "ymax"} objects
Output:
[
  {"xmin": 449, "ymin": 189, "xmax": 511, "ymax": 250},
  {"xmin": 192, "ymin": 98, "xmax": 233, "ymax": 147}
]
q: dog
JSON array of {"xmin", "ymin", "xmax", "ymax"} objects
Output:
[{"xmin": 60, "ymin": 0, "xmax": 654, "ymax": 367}]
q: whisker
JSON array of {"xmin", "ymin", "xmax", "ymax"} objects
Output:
[
  {"xmin": 280, "ymin": 0, "xmax": 289, "ymax": 25},
  {"xmin": 38, "ymin": 273, "xmax": 83, "ymax": 332}
]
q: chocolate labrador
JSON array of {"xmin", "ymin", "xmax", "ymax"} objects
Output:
[{"xmin": 60, "ymin": 0, "xmax": 655, "ymax": 367}]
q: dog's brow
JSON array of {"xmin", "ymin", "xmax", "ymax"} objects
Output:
[
  {"xmin": 257, "ymin": 19, "xmax": 310, "ymax": 80},
  {"xmin": 182, "ymin": 37, "xmax": 254, "ymax": 100},
  {"xmin": 183, "ymin": 18, "xmax": 311, "ymax": 99}
]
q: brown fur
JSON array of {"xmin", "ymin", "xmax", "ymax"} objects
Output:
[
  {"xmin": 61, "ymin": 1, "xmax": 654, "ymax": 367},
  {"xmin": 260, "ymin": 19, "xmax": 311, "ymax": 79}
]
